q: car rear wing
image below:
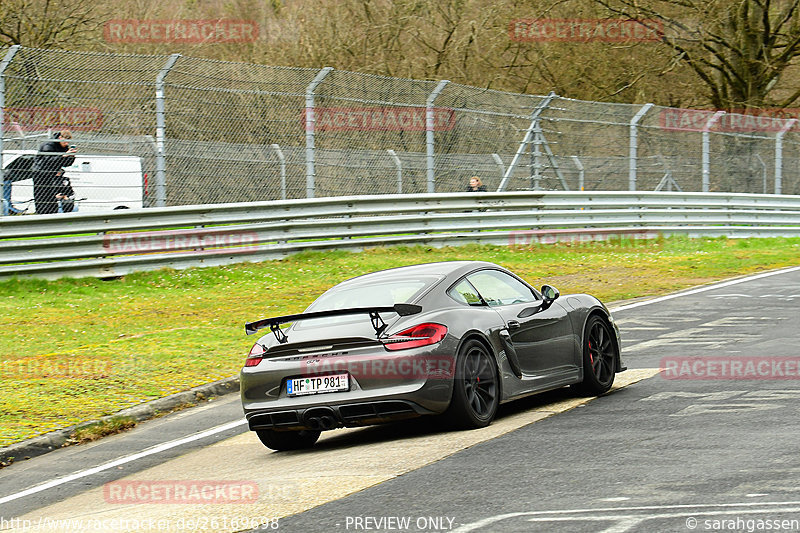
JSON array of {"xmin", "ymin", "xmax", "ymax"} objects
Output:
[{"xmin": 245, "ymin": 303, "xmax": 423, "ymax": 343}]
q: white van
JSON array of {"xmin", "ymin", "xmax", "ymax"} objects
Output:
[{"xmin": 2, "ymin": 150, "xmax": 145, "ymax": 214}]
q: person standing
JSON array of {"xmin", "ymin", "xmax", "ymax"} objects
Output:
[
  {"xmin": 466, "ymin": 176, "xmax": 487, "ymax": 192},
  {"xmin": 32, "ymin": 130, "xmax": 76, "ymax": 214},
  {"xmin": 1, "ymin": 155, "xmax": 32, "ymax": 215}
]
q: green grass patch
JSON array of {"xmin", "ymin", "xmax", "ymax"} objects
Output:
[{"xmin": 1, "ymin": 235, "xmax": 799, "ymax": 446}]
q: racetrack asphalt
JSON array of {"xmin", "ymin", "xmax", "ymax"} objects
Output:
[{"xmin": 1, "ymin": 265, "xmax": 798, "ymax": 533}]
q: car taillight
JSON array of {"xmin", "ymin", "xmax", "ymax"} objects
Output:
[
  {"xmin": 382, "ymin": 323, "xmax": 447, "ymax": 351},
  {"xmin": 245, "ymin": 343, "xmax": 266, "ymax": 367}
]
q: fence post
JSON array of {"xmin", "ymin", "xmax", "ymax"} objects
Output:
[
  {"xmin": 496, "ymin": 91, "xmax": 557, "ymax": 192},
  {"xmin": 426, "ymin": 80, "xmax": 449, "ymax": 194},
  {"xmin": 702, "ymin": 110, "xmax": 725, "ymax": 193},
  {"xmin": 305, "ymin": 67, "xmax": 333, "ymax": 199},
  {"xmin": 753, "ymin": 154, "xmax": 767, "ymax": 194},
  {"xmin": 271, "ymin": 143, "xmax": 286, "ymax": 200},
  {"xmin": 532, "ymin": 124, "xmax": 543, "ymax": 189},
  {"xmin": 571, "ymin": 156, "xmax": 585, "ymax": 191},
  {"xmin": 629, "ymin": 103, "xmax": 653, "ymax": 191},
  {"xmin": 775, "ymin": 119, "xmax": 797, "ymax": 195},
  {"xmin": 492, "ymin": 153, "xmax": 505, "ymax": 180},
  {"xmin": 155, "ymin": 54, "xmax": 180, "ymax": 208},
  {"xmin": 0, "ymin": 45, "xmax": 21, "ymax": 217},
  {"xmin": 387, "ymin": 149, "xmax": 402, "ymax": 193}
]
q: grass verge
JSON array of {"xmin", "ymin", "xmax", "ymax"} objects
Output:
[
  {"xmin": 1, "ymin": 235, "xmax": 799, "ymax": 446},
  {"xmin": 65, "ymin": 416, "xmax": 137, "ymax": 445}
]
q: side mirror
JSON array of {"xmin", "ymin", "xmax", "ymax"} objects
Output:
[{"xmin": 540, "ymin": 285, "xmax": 560, "ymax": 309}]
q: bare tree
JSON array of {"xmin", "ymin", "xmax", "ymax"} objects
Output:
[
  {"xmin": 0, "ymin": 0, "xmax": 108, "ymax": 48},
  {"xmin": 590, "ymin": 0, "xmax": 800, "ymax": 110}
]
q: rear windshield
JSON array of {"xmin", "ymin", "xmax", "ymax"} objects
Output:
[{"xmin": 294, "ymin": 276, "xmax": 439, "ymax": 330}]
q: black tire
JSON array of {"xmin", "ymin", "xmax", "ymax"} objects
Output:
[
  {"xmin": 255, "ymin": 429, "xmax": 321, "ymax": 451},
  {"xmin": 446, "ymin": 339, "xmax": 500, "ymax": 429},
  {"xmin": 575, "ymin": 315, "xmax": 617, "ymax": 396}
]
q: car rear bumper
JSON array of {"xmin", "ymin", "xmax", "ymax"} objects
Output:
[
  {"xmin": 240, "ymin": 340, "xmax": 460, "ymax": 431},
  {"xmin": 246, "ymin": 399, "xmax": 436, "ymax": 432}
]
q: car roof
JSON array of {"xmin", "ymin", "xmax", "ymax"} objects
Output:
[{"xmin": 340, "ymin": 260, "xmax": 501, "ymax": 284}]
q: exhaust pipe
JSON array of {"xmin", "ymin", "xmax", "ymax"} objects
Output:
[
  {"xmin": 303, "ymin": 408, "xmax": 337, "ymax": 431},
  {"xmin": 319, "ymin": 415, "xmax": 336, "ymax": 430}
]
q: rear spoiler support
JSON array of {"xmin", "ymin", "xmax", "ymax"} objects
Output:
[
  {"xmin": 369, "ymin": 311, "xmax": 387, "ymax": 337},
  {"xmin": 270, "ymin": 322, "xmax": 288, "ymax": 344},
  {"xmin": 245, "ymin": 303, "xmax": 423, "ymax": 343}
]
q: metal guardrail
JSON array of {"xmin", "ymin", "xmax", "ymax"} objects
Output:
[
  {"xmin": 3, "ymin": 46, "xmax": 800, "ymax": 204},
  {"xmin": 1, "ymin": 191, "xmax": 800, "ymax": 280}
]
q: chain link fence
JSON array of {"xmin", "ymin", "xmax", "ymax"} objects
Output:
[{"xmin": 2, "ymin": 45, "xmax": 800, "ymax": 216}]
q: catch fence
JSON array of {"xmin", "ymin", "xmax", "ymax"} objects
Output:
[{"xmin": 2, "ymin": 45, "xmax": 800, "ymax": 216}]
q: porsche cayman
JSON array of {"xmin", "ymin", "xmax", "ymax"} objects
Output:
[{"xmin": 241, "ymin": 261, "xmax": 625, "ymax": 451}]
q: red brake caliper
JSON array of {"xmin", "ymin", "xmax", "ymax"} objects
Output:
[{"xmin": 588, "ymin": 340, "xmax": 594, "ymax": 364}]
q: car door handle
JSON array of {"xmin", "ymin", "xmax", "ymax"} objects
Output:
[{"xmin": 507, "ymin": 320, "xmax": 520, "ymax": 330}]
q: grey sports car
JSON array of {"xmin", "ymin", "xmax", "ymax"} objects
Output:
[{"xmin": 241, "ymin": 261, "xmax": 625, "ymax": 451}]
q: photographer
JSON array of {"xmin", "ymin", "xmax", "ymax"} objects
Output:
[{"xmin": 32, "ymin": 130, "xmax": 77, "ymax": 214}]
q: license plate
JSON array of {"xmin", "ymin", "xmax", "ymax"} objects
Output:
[{"xmin": 287, "ymin": 374, "xmax": 349, "ymax": 396}]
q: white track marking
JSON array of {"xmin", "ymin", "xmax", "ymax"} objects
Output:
[
  {"xmin": 0, "ymin": 419, "xmax": 246, "ymax": 506},
  {"xmin": 453, "ymin": 500, "xmax": 800, "ymax": 533},
  {"xmin": 610, "ymin": 265, "xmax": 800, "ymax": 313}
]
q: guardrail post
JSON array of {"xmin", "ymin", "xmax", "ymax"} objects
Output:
[
  {"xmin": 155, "ymin": 54, "xmax": 180, "ymax": 208},
  {"xmin": 426, "ymin": 80, "xmax": 450, "ymax": 193},
  {"xmin": 629, "ymin": 103, "xmax": 653, "ymax": 191},
  {"xmin": 775, "ymin": 118, "xmax": 797, "ymax": 195},
  {"xmin": 0, "ymin": 45, "xmax": 21, "ymax": 217},
  {"xmin": 702, "ymin": 110, "xmax": 725, "ymax": 193},
  {"xmin": 496, "ymin": 92, "xmax": 557, "ymax": 192},
  {"xmin": 305, "ymin": 67, "xmax": 333, "ymax": 199},
  {"xmin": 387, "ymin": 149, "xmax": 402, "ymax": 193},
  {"xmin": 271, "ymin": 143, "xmax": 286, "ymax": 200}
]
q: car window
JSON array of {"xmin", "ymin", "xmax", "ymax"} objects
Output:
[
  {"xmin": 309, "ymin": 279, "xmax": 429, "ymax": 310},
  {"xmin": 466, "ymin": 270, "xmax": 537, "ymax": 307},
  {"xmin": 294, "ymin": 277, "xmax": 436, "ymax": 330},
  {"xmin": 448, "ymin": 279, "xmax": 484, "ymax": 306}
]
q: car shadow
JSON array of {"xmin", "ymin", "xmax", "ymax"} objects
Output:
[{"xmin": 294, "ymin": 385, "xmax": 602, "ymax": 453}]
